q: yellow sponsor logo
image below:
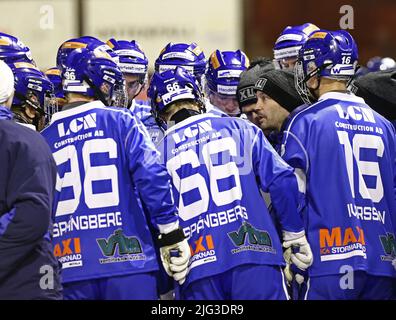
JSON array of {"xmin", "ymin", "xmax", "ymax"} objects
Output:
[
  {"xmin": 310, "ymin": 31, "xmax": 328, "ymax": 39},
  {"xmin": 0, "ymin": 38, "xmax": 11, "ymax": 46},
  {"xmin": 244, "ymin": 53, "xmax": 250, "ymax": 68},
  {"xmin": 303, "ymin": 23, "xmax": 320, "ymax": 35},
  {"xmin": 210, "ymin": 52, "xmax": 221, "ymax": 69},
  {"xmin": 192, "ymin": 45, "xmax": 203, "ymax": 57},
  {"xmin": 94, "ymin": 50, "xmax": 112, "ymax": 60},
  {"xmin": 13, "ymin": 62, "xmax": 38, "ymax": 70},
  {"xmin": 45, "ymin": 68, "xmax": 61, "ymax": 76},
  {"xmin": 159, "ymin": 46, "xmax": 167, "ymax": 56},
  {"xmin": 106, "ymin": 40, "xmax": 114, "ymax": 49},
  {"xmin": 61, "ymin": 41, "xmax": 88, "ymax": 49}
]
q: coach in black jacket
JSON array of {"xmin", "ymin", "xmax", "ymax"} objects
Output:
[{"xmin": 0, "ymin": 60, "xmax": 62, "ymax": 299}]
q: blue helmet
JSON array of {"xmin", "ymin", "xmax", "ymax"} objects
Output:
[
  {"xmin": 295, "ymin": 29, "xmax": 359, "ymax": 104},
  {"xmin": 273, "ymin": 23, "xmax": 319, "ymax": 70},
  {"xmin": 62, "ymin": 48, "xmax": 127, "ymax": 107},
  {"xmin": 56, "ymin": 36, "xmax": 117, "ymax": 70},
  {"xmin": 9, "ymin": 61, "xmax": 57, "ymax": 125},
  {"xmin": 106, "ymin": 38, "xmax": 148, "ymax": 77},
  {"xmin": 106, "ymin": 38, "xmax": 148, "ymax": 102},
  {"xmin": 356, "ymin": 56, "xmax": 396, "ymax": 77},
  {"xmin": 45, "ymin": 67, "xmax": 66, "ymax": 107},
  {"xmin": 155, "ymin": 42, "xmax": 207, "ymax": 81},
  {"xmin": 148, "ymin": 66, "xmax": 204, "ymax": 129},
  {"xmin": 205, "ymin": 49, "xmax": 249, "ymax": 96},
  {"xmin": 0, "ymin": 32, "xmax": 35, "ymax": 65},
  {"xmin": 367, "ymin": 56, "xmax": 396, "ymax": 72}
]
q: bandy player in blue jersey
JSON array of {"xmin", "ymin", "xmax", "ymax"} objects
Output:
[
  {"xmin": 148, "ymin": 66, "xmax": 314, "ymax": 300},
  {"xmin": 41, "ymin": 48, "xmax": 190, "ymax": 300},
  {"xmin": 282, "ymin": 29, "xmax": 396, "ymax": 299},
  {"xmin": 106, "ymin": 38, "xmax": 152, "ymax": 123}
]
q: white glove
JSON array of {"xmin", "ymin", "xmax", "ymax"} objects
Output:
[
  {"xmin": 283, "ymin": 248, "xmax": 304, "ymax": 284},
  {"xmin": 282, "ymin": 234, "xmax": 313, "ymax": 271},
  {"xmin": 283, "ymin": 262, "xmax": 305, "ymax": 285},
  {"xmin": 392, "ymin": 258, "xmax": 396, "ymax": 271},
  {"xmin": 158, "ymin": 228, "xmax": 191, "ymax": 285},
  {"xmin": 283, "ymin": 263, "xmax": 293, "ymax": 283}
]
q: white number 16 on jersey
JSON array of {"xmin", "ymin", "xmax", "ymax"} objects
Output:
[{"xmin": 337, "ymin": 131, "xmax": 384, "ymax": 203}]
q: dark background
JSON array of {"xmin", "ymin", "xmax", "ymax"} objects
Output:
[{"xmin": 243, "ymin": 0, "xmax": 396, "ymax": 64}]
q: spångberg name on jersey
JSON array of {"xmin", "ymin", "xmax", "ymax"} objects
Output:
[
  {"xmin": 54, "ymin": 211, "xmax": 122, "ymax": 238},
  {"xmin": 183, "ymin": 204, "xmax": 248, "ymax": 238}
]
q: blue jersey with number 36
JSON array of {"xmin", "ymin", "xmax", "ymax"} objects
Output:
[
  {"xmin": 158, "ymin": 112, "xmax": 305, "ymax": 288},
  {"xmin": 41, "ymin": 101, "xmax": 177, "ymax": 283},
  {"xmin": 281, "ymin": 92, "xmax": 396, "ymax": 278}
]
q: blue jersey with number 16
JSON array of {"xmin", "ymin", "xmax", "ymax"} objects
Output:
[{"xmin": 281, "ymin": 92, "xmax": 396, "ymax": 278}]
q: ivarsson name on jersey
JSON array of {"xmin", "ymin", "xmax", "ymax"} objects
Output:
[{"xmin": 281, "ymin": 92, "xmax": 396, "ymax": 278}]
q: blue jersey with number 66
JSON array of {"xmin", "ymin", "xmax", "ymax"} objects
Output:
[{"xmin": 158, "ymin": 112, "xmax": 305, "ymax": 288}]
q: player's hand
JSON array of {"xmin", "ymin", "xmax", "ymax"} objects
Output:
[
  {"xmin": 282, "ymin": 234, "xmax": 313, "ymax": 271},
  {"xmin": 392, "ymin": 258, "xmax": 396, "ymax": 271},
  {"xmin": 283, "ymin": 261, "xmax": 294, "ymax": 283},
  {"xmin": 283, "ymin": 248, "xmax": 304, "ymax": 284},
  {"xmin": 167, "ymin": 239, "xmax": 190, "ymax": 285},
  {"xmin": 283, "ymin": 258, "xmax": 306, "ymax": 284},
  {"xmin": 158, "ymin": 227, "xmax": 191, "ymax": 285}
]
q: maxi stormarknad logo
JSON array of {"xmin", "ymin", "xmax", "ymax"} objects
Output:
[
  {"xmin": 96, "ymin": 229, "xmax": 146, "ymax": 264},
  {"xmin": 227, "ymin": 222, "xmax": 275, "ymax": 254}
]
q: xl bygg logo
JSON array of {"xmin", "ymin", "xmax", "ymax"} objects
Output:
[
  {"xmin": 228, "ymin": 222, "xmax": 275, "ymax": 254},
  {"xmin": 189, "ymin": 234, "xmax": 217, "ymax": 269},
  {"xmin": 53, "ymin": 237, "xmax": 83, "ymax": 269},
  {"xmin": 319, "ymin": 226, "xmax": 366, "ymax": 261}
]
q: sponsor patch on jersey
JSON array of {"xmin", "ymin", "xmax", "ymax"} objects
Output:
[
  {"xmin": 96, "ymin": 229, "xmax": 146, "ymax": 264},
  {"xmin": 228, "ymin": 222, "xmax": 276, "ymax": 255},
  {"xmin": 379, "ymin": 232, "xmax": 396, "ymax": 262},
  {"xmin": 189, "ymin": 234, "xmax": 217, "ymax": 269},
  {"xmin": 53, "ymin": 237, "xmax": 83, "ymax": 269},
  {"xmin": 57, "ymin": 112, "xmax": 97, "ymax": 138},
  {"xmin": 319, "ymin": 226, "xmax": 366, "ymax": 262}
]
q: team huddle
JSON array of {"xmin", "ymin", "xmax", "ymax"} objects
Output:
[{"xmin": 0, "ymin": 22, "xmax": 396, "ymax": 300}]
